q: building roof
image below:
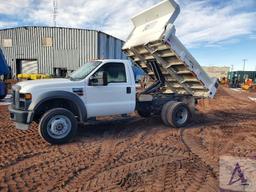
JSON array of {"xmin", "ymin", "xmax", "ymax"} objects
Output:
[{"xmin": 0, "ymin": 26, "xmax": 125, "ymax": 41}]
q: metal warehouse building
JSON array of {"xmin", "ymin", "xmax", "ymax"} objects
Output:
[{"xmin": 0, "ymin": 26, "xmax": 127, "ymax": 77}]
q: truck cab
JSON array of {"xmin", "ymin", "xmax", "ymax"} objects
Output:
[
  {"xmin": 81, "ymin": 60, "xmax": 136, "ymax": 117},
  {"xmin": 9, "ymin": 60, "xmax": 136, "ymax": 144}
]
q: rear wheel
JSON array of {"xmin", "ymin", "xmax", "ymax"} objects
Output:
[
  {"xmin": 161, "ymin": 101, "xmax": 176, "ymax": 126},
  {"xmin": 39, "ymin": 108, "xmax": 77, "ymax": 144},
  {"xmin": 161, "ymin": 102, "xmax": 191, "ymax": 128}
]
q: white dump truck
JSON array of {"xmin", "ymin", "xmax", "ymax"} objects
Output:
[{"xmin": 9, "ymin": 0, "xmax": 218, "ymax": 144}]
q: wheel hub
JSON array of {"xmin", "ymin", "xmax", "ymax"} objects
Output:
[
  {"xmin": 51, "ymin": 119, "xmax": 67, "ymax": 135},
  {"xmin": 47, "ymin": 115, "xmax": 71, "ymax": 139},
  {"xmin": 175, "ymin": 107, "xmax": 188, "ymax": 125}
]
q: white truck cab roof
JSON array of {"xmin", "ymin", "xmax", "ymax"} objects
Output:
[{"xmin": 96, "ymin": 59, "xmax": 131, "ymax": 63}]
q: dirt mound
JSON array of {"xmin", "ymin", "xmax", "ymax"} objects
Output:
[{"xmin": 0, "ymin": 87, "xmax": 255, "ymax": 191}]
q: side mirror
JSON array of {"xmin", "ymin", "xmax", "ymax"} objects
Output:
[{"xmin": 89, "ymin": 71, "xmax": 108, "ymax": 86}]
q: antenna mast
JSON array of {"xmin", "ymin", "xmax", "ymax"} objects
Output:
[
  {"xmin": 242, "ymin": 59, "xmax": 247, "ymax": 71},
  {"xmin": 53, "ymin": 0, "xmax": 57, "ymax": 27}
]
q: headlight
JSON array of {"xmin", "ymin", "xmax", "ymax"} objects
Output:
[{"xmin": 20, "ymin": 93, "xmax": 32, "ymax": 100}]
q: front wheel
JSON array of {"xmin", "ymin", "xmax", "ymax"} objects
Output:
[{"xmin": 39, "ymin": 108, "xmax": 77, "ymax": 144}]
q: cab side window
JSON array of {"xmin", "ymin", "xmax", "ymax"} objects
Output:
[{"xmin": 95, "ymin": 62, "xmax": 127, "ymax": 83}]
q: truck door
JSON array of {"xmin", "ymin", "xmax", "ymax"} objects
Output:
[{"xmin": 85, "ymin": 62, "xmax": 135, "ymax": 117}]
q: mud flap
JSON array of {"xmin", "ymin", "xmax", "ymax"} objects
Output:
[{"xmin": 15, "ymin": 123, "xmax": 29, "ymax": 130}]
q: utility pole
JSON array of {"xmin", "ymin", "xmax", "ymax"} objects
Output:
[
  {"xmin": 53, "ymin": 0, "xmax": 58, "ymax": 27},
  {"xmin": 231, "ymin": 64, "xmax": 234, "ymax": 72},
  {"xmin": 242, "ymin": 59, "xmax": 247, "ymax": 71}
]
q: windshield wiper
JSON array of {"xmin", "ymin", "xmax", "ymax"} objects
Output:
[
  {"xmin": 69, "ymin": 76, "xmax": 84, "ymax": 81},
  {"xmin": 68, "ymin": 76, "xmax": 75, "ymax": 81}
]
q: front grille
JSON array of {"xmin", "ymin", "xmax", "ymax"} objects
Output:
[
  {"xmin": 12, "ymin": 85, "xmax": 31, "ymax": 110},
  {"xmin": 19, "ymin": 101, "xmax": 25, "ymax": 109},
  {"xmin": 12, "ymin": 85, "xmax": 21, "ymax": 109},
  {"xmin": 15, "ymin": 91, "xmax": 20, "ymax": 108}
]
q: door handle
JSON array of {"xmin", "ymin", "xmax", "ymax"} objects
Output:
[{"xmin": 126, "ymin": 87, "xmax": 131, "ymax": 94}]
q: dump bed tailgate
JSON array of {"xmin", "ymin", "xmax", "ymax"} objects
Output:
[{"xmin": 123, "ymin": 0, "xmax": 218, "ymax": 98}]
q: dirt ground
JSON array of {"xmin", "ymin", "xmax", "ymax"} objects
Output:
[{"xmin": 0, "ymin": 86, "xmax": 255, "ymax": 192}]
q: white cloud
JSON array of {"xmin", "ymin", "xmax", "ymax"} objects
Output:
[
  {"xmin": 0, "ymin": 0, "xmax": 29, "ymax": 15},
  {"xmin": 249, "ymin": 35, "xmax": 256, "ymax": 40},
  {"xmin": 23, "ymin": 0, "xmax": 159, "ymax": 40},
  {"xmin": 175, "ymin": 0, "xmax": 256, "ymax": 47},
  {"xmin": 0, "ymin": 0, "xmax": 255, "ymax": 46}
]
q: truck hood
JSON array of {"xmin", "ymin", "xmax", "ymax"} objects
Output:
[{"xmin": 17, "ymin": 78, "xmax": 78, "ymax": 93}]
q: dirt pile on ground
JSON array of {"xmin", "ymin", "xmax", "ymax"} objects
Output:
[{"xmin": 0, "ymin": 87, "xmax": 255, "ymax": 191}]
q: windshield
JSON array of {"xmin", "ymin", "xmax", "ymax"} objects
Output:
[{"xmin": 69, "ymin": 61, "xmax": 102, "ymax": 81}]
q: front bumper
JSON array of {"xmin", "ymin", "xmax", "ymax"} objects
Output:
[{"xmin": 8, "ymin": 105, "xmax": 33, "ymax": 124}]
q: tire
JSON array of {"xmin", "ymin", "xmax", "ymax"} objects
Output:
[
  {"xmin": 161, "ymin": 101, "xmax": 176, "ymax": 126},
  {"xmin": 137, "ymin": 109, "xmax": 151, "ymax": 118},
  {"xmin": 0, "ymin": 93, "xmax": 7, "ymax": 100},
  {"xmin": 39, "ymin": 108, "xmax": 77, "ymax": 144},
  {"xmin": 162, "ymin": 102, "xmax": 191, "ymax": 128},
  {"xmin": 0, "ymin": 83, "xmax": 7, "ymax": 100}
]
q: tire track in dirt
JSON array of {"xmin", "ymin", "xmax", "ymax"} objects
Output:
[
  {"xmin": 1, "ymin": 142, "xmax": 102, "ymax": 191},
  {"xmin": 0, "ymin": 86, "xmax": 255, "ymax": 191},
  {"xmin": 62, "ymin": 131, "xmax": 216, "ymax": 192},
  {"xmin": 61, "ymin": 131, "xmax": 119, "ymax": 191},
  {"xmin": 180, "ymin": 87, "xmax": 256, "ymax": 185}
]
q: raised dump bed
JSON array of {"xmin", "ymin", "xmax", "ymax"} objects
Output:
[{"xmin": 123, "ymin": 0, "xmax": 218, "ymax": 98}]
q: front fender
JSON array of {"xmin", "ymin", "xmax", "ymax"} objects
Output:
[{"xmin": 29, "ymin": 91, "xmax": 87, "ymax": 122}]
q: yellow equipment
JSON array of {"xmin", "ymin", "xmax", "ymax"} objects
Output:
[
  {"xmin": 220, "ymin": 77, "xmax": 228, "ymax": 85},
  {"xmin": 17, "ymin": 74, "xmax": 50, "ymax": 80},
  {"xmin": 242, "ymin": 79, "xmax": 253, "ymax": 91}
]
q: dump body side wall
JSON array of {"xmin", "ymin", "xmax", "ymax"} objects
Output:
[{"xmin": 165, "ymin": 34, "xmax": 218, "ymax": 98}]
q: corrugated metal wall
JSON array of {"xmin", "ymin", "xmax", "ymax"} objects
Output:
[
  {"xmin": 99, "ymin": 32, "xmax": 127, "ymax": 60},
  {"xmin": 0, "ymin": 26, "xmax": 126, "ymax": 75}
]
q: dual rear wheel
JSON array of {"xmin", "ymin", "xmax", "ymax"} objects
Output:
[
  {"xmin": 137, "ymin": 101, "xmax": 191, "ymax": 128},
  {"xmin": 161, "ymin": 101, "xmax": 191, "ymax": 128}
]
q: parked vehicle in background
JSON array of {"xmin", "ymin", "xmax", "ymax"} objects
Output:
[
  {"xmin": 0, "ymin": 48, "xmax": 11, "ymax": 100},
  {"xmin": 9, "ymin": 0, "xmax": 218, "ymax": 144}
]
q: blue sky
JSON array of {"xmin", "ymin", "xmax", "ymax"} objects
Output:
[{"xmin": 0, "ymin": 0, "xmax": 255, "ymax": 70}]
